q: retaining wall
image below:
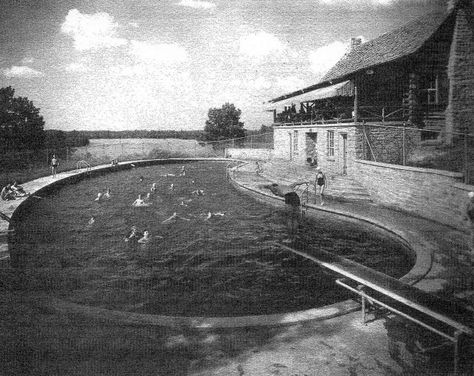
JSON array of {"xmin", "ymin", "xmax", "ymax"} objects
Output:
[
  {"xmin": 225, "ymin": 148, "xmax": 273, "ymax": 160},
  {"xmin": 355, "ymin": 159, "xmax": 473, "ymax": 229}
]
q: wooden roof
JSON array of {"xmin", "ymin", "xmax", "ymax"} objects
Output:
[
  {"xmin": 322, "ymin": 11, "xmax": 450, "ymax": 82},
  {"xmin": 269, "ymin": 10, "xmax": 452, "ymax": 104}
]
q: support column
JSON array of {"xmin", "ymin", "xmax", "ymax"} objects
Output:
[
  {"xmin": 445, "ymin": 0, "xmax": 474, "ymax": 145},
  {"xmin": 408, "ymin": 72, "xmax": 421, "ymax": 126},
  {"xmin": 353, "ymin": 85, "xmax": 359, "ymax": 122}
]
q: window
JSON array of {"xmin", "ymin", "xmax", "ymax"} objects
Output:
[
  {"xmin": 427, "ymin": 75, "xmax": 439, "ymax": 105},
  {"xmin": 293, "ymin": 130, "xmax": 299, "ymax": 156},
  {"xmin": 327, "ymin": 130, "xmax": 335, "ymax": 157}
]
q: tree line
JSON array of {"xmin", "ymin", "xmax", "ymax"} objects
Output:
[{"xmin": 1, "ymin": 86, "xmax": 271, "ymax": 154}]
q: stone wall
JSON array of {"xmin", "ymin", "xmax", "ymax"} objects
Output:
[
  {"xmin": 445, "ymin": 0, "xmax": 474, "ymax": 143},
  {"xmin": 273, "ymin": 124, "xmax": 359, "ymax": 176},
  {"xmin": 355, "ymin": 159, "xmax": 472, "ymax": 229},
  {"xmin": 225, "ymin": 148, "xmax": 273, "ymax": 160},
  {"xmin": 356, "ymin": 124, "xmax": 421, "ymax": 165}
]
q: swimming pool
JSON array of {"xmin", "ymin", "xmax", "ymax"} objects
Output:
[{"xmin": 9, "ymin": 161, "xmax": 413, "ymax": 316}]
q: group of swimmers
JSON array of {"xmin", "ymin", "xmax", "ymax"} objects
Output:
[
  {"xmin": 88, "ymin": 165, "xmax": 224, "ymax": 246},
  {"xmin": 1, "ymin": 181, "xmax": 29, "ymax": 201}
]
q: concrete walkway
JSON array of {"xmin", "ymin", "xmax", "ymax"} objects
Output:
[{"xmin": 0, "ymin": 159, "xmax": 473, "ymax": 375}]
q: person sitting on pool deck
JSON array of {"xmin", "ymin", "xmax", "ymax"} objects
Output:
[
  {"xmin": 1, "ymin": 184, "xmax": 15, "ymax": 201},
  {"xmin": 261, "ymin": 181, "xmax": 309, "ymax": 242},
  {"xmin": 10, "ymin": 181, "xmax": 28, "ymax": 197}
]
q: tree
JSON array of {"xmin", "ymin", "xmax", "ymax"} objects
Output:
[
  {"xmin": 0, "ymin": 86, "xmax": 45, "ymax": 152},
  {"xmin": 203, "ymin": 103, "xmax": 246, "ymax": 141}
]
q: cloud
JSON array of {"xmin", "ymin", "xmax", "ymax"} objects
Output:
[
  {"xmin": 319, "ymin": 0, "xmax": 396, "ymax": 5},
  {"xmin": 3, "ymin": 65, "xmax": 44, "ymax": 78},
  {"xmin": 177, "ymin": 0, "xmax": 216, "ymax": 10},
  {"xmin": 129, "ymin": 40, "xmax": 188, "ymax": 64},
  {"xmin": 308, "ymin": 41, "xmax": 348, "ymax": 75},
  {"xmin": 64, "ymin": 63, "xmax": 89, "ymax": 72},
  {"xmin": 239, "ymin": 31, "xmax": 285, "ymax": 59},
  {"xmin": 61, "ymin": 9, "xmax": 127, "ymax": 51},
  {"xmin": 21, "ymin": 57, "xmax": 35, "ymax": 64},
  {"xmin": 276, "ymin": 76, "xmax": 305, "ymax": 92},
  {"xmin": 250, "ymin": 77, "xmax": 273, "ymax": 91}
]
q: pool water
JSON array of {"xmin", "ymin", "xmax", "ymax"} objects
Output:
[{"xmin": 9, "ymin": 162, "xmax": 413, "ymax": 316}]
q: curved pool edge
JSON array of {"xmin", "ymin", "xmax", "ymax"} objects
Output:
[
  {"xmin": 228, "ymin": 171, "xmax": 433, "ymax": 287},
  {"xmin": 0, "ymin": 158, "xmax": 413, "ymax": 329}
]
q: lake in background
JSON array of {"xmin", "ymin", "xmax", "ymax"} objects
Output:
[{"xmin": 72, "ymin": 138, "xmax": 218, "ymax": 162}]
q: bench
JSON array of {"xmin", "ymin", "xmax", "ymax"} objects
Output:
[{"xmin": 276, "ymin": 243, "xmax": 474, "ymax": 375}]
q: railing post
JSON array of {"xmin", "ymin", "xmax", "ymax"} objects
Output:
[
  {"xmin": 402, "ymin": 123, "xmax": 406, "ymax": 166},
  {"xmin": 464, "ymin": 130, "xmax": 469, "ymax": 184}
]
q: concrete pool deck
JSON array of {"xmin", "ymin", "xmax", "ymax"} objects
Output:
[{"xmin": 1, "ymin": 159, "xmax": 473, "ymax": 375}]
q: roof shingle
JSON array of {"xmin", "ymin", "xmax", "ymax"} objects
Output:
[{"xmin": 321, "ymin": 11, "xmax": 450, "ymax": 83}]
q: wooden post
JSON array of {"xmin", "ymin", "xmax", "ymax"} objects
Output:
[
  {"xmin": 464, "ymin": 130, "xmax": 469, "ymax": 184},
  {"xmin": 353, "ymin": 85, "xmax": 359, "ymax": 122},
  {"xmin": 408, "ymin": 72, "xmax": 419, "ymax": 126},
  {"xmin": 402, "ymin": 123, "xmax": 406, "ymax": 165}
]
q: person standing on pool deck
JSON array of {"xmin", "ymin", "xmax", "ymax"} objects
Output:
[
  {"xmin": 261, "ymin": 181, "xmax": 308, "ymax": 242},
  {"xmin": 50, "ymin": 154, "xmax": 59, "ymax": 178},
  {"xmin": 314, "ymin": 167, "xmax": 327, "ymax": 205},
  {"xmin": 464, "ymin": 191, "xmax": 474, "ymax": 255}
]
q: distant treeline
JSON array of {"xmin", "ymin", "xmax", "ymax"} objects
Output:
[
  {"xmin": 45, "ymin": 130, "xmax": 90, "ymax": 149},
  {"xmin": 77, "ymin": 129, "xmax": 205, "ymax": 140}
]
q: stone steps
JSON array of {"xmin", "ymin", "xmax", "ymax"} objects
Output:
[{"xmin": 258, "ymin": 160, "xmax": 373, "ymax": 203}]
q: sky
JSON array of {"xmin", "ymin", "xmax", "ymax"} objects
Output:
[{"xmin": 0, "ymin": 0, "xmax": 446, "ymax": 131}]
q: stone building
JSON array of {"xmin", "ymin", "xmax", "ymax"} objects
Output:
[{"xmin": 267, "ymin": 0, "xmax": 474, "ymax": 176}]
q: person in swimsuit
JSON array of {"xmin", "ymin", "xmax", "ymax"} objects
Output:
[
  {"xmin": 124, "ymin": 225, "xmax": 142, "ymax": 242},
  {"xmin": 103, "ymin": 188, "xmax": 111, "ymax": 199},
  {"xmin": 314, "ymin": 167, "xmax": 327, "ymax": 205},
  {"xmin": 261, "ymin": 181, "xmax": 308, "ymax": 242},
  {"xmin": 51, "ymin": 154, "xmax": 59, "ymax": 178},
  {"xmin": 150, "ymin": 183, "xmax": 157, "ymax": 193},
  {"xmin": 464, "ymin": 191, "xmax": 474, "ymax": 255},
  {"xmin": 10, "ymin": 181, "xmax": 28, "ymax": 197},
  {"xmin": 138, "ymin": 230, "xmax": 151, "ymax": 244},
  {"xmin": 1, "ymin": 184, "xmax": 15, "ymax": 200},
  {"xmin": 132, "ymin": 194, "xmax": 148, "ymax": 207}
]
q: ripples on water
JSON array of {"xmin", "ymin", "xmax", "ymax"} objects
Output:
[{"xmin": 10, "ymin": 162, "xmax": 413, "ymax": 316}]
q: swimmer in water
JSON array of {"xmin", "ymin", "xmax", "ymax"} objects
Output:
[
  {"xmin": 169, "ymin": 183, "xmax": 174, "ymax": 191},
  {"xmin": 94, "ymin": 192, "xmax": 103, "ymax": 202},
  {"xmin": 139, "ymin": 176, "xmax": 144, "ymax": 182},
  {"xmin": 132, "ymin": 194, "xmax": 147, "ymax": 207},
  {"xmin": 143, "ymin": 193, "xmax": 152, "ymax": 204},
  {"xmin": 103, "ymin": 188, "xmax": 111, "ymax": 199},
  {"xmin": 203, "ymin": 211, "xmax": 225, "ymax": 221},
  {"xmin": 179, "ymin": 166, "xmax": 186, "ymax": 176},
  {"xmin": 124, "ymin": 225, "xmax": 142, "ymax": 242},
  {"xmin": 137, "ymin": 230, "xmax": 151, "ymax": 244},
  {"xmin": 191, "ymin": 189, "xmax": 204, "ymax": 196},
  {"xmin": 88, "ymin": 216, "xmax": 95, "ymax": 225},
  {"xmin": 162, "ymin": 212, "xmax": 190, "ymax": 224},
  {"xmin": 150, "ymin": 183, "xmax": 157, "ymax": 192}
]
